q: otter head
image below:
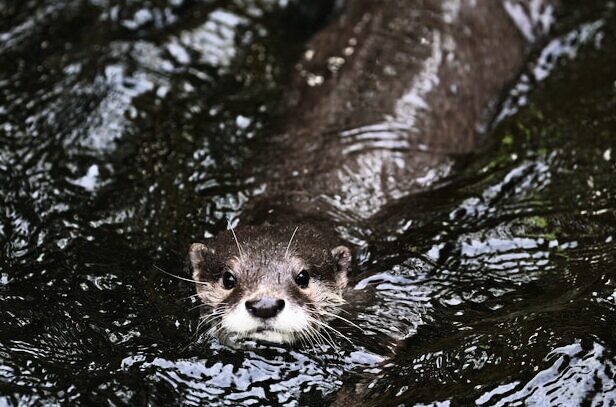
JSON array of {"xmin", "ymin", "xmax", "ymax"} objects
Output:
[{"xmin": 188, "ymin": 225, "xmax": 352, "ymax": 345}]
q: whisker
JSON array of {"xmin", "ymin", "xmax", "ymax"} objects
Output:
[
  {"xmin": 196, "ymin": 312, "xmax": 218, "ymax": 329},
  {"xmin": 307, "ymin": 315, "xmax": 340, "ymax": 349},
  {"xmin": 194, "ymin": 305, "xmax": 228, "ymax": 339},
  {"xmin": 201, "ymin": 317, "xmax": 220, "ymax": 337},
  {"xmin": 306, "ymin": 324, "xmax": 324, "ymax": 350},
  {"xmin": 206, "ymin": 320, "xmax": 224, "ymax": 339},
  {"xmin": 338, "ymin": 308, "xmax": 352, "ymax": 316},
  {"xmin": 198, "ymin": 308, "xmax": 227, "ymax": 323},
  {"xmin": 288, "ymin": 328, "xmax": 308, "ymax": 350},
  {"xmin": 311, "ymin": 317, "xmax": 354, "ymax": 346},
  {"xmin": 284, "ymin": 226, "xmax": 300, "ymax": 257},
  {"xmin": 189, "ymin": 303, "xmax": 209, "ymax": 312},
  {"xmin": 303, "ymin": 326, "xmax": 318, "ymax": 350},
  {"xmin": 230, "ymin": 227, "xmax": 244, "ymax": 259},
  {"xmin": 190, "ymin": 301, "xmax": 227, "ymax": 312},
  {"xmin": 196, "ymin": 314, "xmax": 218, "ymax": 339},
  {"xmin": 195, "ymin": 301, "xmax": 228, "ymax": 308},
  {"xmin": 305, "ymin": 301, "xmax": 352, "ymax": 315},
  {"xmin": 318, "ymin": 310, "xmax": 365, "ymax": 332},
  {"xmin": 300, "ymin": 329, "xmax": 315, "ymax": 351},
  {"xmin": 310, "ymin": 326, "xmax": 331, "ymax": 349},
  {"xmin": 315, "ymin": 326, "xmax": 339, "ymax": 351},
  {"xmin": 198, "ymin": 316, "xmax": 222, "ymax": 334},
  {"xmin": 303, "ymin": 323, "xmax": 321, "ymax": 348},
  {"xmin": 154, "ymin": 264, "xmax": 210, "ymax": 286}
]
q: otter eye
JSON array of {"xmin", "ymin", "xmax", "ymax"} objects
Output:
[
  {"xmin": 295, "ymin": 270, "xmax": 310, "ymax": 288},
  {"xmin": 222, "ymin": 272, "xmax": 236, "ymax": 289}
]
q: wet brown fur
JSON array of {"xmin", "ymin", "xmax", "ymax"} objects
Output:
[
  {"xmin": 189, "ymin": 0, "xmax": 555, "ymax": 345},
  {"xmin": 189, "ymin": 225, "xmax": 351, "ymax": 342}
]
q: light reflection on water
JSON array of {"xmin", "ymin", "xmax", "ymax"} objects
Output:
[{"xmin": 1, "ymin": 1, "xmax": 616, "ymax": 406}]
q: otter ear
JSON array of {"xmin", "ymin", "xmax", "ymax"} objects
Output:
[
  {"xmin": 331, "ymin": 245, "xmax": 351, "ymax": 289},
  {"xmin": 189, "ymin": 243, "xmax": 212, "ymax": 280}
]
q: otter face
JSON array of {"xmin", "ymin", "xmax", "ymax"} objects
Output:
[{"xmin": 188, "ymin": 225, "xmax": 351, "ymax": 345}]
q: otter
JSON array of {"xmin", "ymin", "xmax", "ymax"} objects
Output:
[
  {"xmin": 189, "ymin": 224, "xmax": 351, "ymax": 344},
  {"xmin": 188, "ymin": 0, "xmax": 556, "ymax": 345}
]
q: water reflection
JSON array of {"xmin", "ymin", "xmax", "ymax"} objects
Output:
[
  {"xmin": 1, "ymin": 0, "xmax": 616, "ymax": 406},
  {"xmin": 479, "ymin": 341, "xmax": 616, "ymax": 405},
  {"xmin": 120, "ymin": 345, "xmax": 383, "ymax": 406},
  {"xmin": 328, "ymin": 3, "xmax": 616, "ymax": 404}
]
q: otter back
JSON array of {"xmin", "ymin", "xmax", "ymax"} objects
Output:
[{"xmin": 243, "ymin": 0, "xmax": 554, "ymax": 225}]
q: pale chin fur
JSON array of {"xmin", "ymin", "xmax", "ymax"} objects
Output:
[{"xmin": 220, "ymin": 300, "xmax": 310, "ymax": 344}]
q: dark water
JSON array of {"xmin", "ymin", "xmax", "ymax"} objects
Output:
[{"xmin": 1, "ymin": 1, "xmax": 616, "ymax": 405}]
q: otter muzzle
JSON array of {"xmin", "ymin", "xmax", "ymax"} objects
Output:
[{"xmin": 245, "ymin": 297, "xmax": 285, "ymax": 319}]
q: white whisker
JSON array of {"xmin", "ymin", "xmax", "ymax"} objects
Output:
[
  {"xmin": 284, "ymin": 226, "xmax": 300, "ymax": 257},
  {"xmin": 318, "ymin": 309, "xmax": 365, "ymax": 332},
  {"xmin": 230, "ymin": 227, "xmax": 244, "ymax": 259},
  {"xmin": 307, "ymin": 315, "xmax": 341, "ymax": 349},
  {"xmin": 154, "ymin": 264, "xmax": 211, "ymax": 286},
  {"xmin": 310, "ymin": 316, "xmax": 354, "ymax": 346}
]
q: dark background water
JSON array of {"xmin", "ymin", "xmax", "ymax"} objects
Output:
[{"xmin": 1, "ymin": 0, "xmax": 616, "ymax": 405}]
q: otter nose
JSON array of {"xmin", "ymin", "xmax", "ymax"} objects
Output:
[{"xmin": 245, "ymin": 297, "xmax": 285, "ymax": 319}]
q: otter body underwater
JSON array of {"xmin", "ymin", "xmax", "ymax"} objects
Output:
[{"xmin": 188, "ymin": 0, "xmax": 556, "ymax": 345}]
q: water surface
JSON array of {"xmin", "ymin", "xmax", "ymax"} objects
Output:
[{"xmin": 1, "ymin": 1, "xmax": 616, "ymax": 405}]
